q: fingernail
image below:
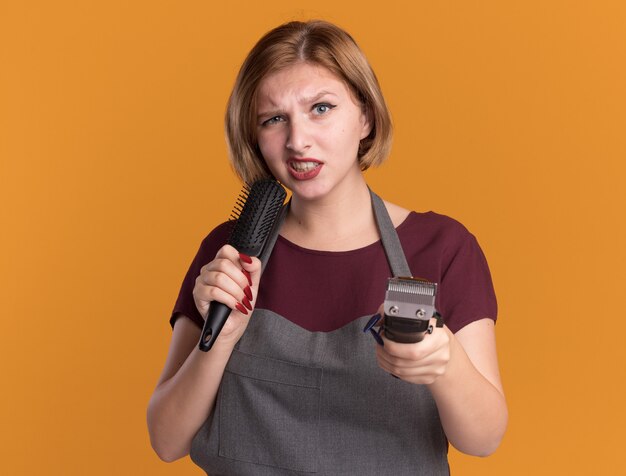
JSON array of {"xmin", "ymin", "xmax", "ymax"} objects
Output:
[
  {"xmin": 363, "ymin": 314, "xmax": 381, "ymax": 333},
  {"xmin": 242, "ymin": 295, "xmax": 253, "ymax": 311},
  {"xmin": 239, "ymin": 253, "xmax": 252, "ymax": 264},
  {"xmin": 244, "ymin": 285, "xmax": 253, "ymax": 302},
  {"xmin": 235, "ymin": 302, "xmax": 248, "ymax": 315},
  {"xmin": 242, "ymin": 269, "xmax": 252, "ymax": 286}
]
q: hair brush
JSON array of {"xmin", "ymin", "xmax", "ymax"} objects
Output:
[{"xmin": 198, "ymin": 178, "xmax": 286, "ymax": 351}]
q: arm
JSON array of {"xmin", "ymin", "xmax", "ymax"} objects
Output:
[
  {"xmin": 429, "ymin": 318, "xmax": 507, "ymax": 456},
  {"xmin": 147, "ymin": 246, "xmax": 261, "ymax": 462},
  {"xmin": 375, "ymin": 318, "xmax": 507, "ymax": 456},
  {"xmin": 147, "ymin": 317, "xmax": 234, "ymax": 462}
]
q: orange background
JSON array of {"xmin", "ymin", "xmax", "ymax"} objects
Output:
[{"xmin": 1, "ymin": 1, "xmax": 625, "ymax": 474}]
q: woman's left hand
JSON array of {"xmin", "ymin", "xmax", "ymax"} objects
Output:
[
  {"xmin": 369, "ymin": 307, "xmax": 507, "ymax": 455},
  {"xmin": 374, "ymin": 315, "xmax": 454, "ymax": 385}
]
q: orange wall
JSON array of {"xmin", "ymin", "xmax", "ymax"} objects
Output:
[{"xmin": 1, "ymin": 1, "xmax": 625, "ymax": 474}]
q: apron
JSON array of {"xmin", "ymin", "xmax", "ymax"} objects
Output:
[{"xmin": 190, "ymin": 191, "xmax": 450, "ymax": 475}]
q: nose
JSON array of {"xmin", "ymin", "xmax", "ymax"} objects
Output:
[{"xmin": 285, "ymin": 117, "xmax": 311, "ymax": 154}]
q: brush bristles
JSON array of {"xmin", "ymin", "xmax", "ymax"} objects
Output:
[
  {"xmin": 227, "ymin": 179, "xmax": 286, "ymax": 256},
  {"xmin": 229, "ymin": 187, "xmax": 251, "ymax": 220}
]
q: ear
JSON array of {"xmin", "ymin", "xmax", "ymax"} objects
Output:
[{"xmin": 359, "ymin": 108, "xmax": 373, "ymax": 140}]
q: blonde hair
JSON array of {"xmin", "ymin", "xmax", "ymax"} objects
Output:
[{"xmin": 225, "ymin": 20, "xmax": 393, "ymax": 184}]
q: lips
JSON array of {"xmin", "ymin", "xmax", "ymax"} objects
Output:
[{"xmin": 287, "ymin": 158, "xmax": 323, "ymax": 180}]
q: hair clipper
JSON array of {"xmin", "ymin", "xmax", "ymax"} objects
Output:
[{"xmin": 383, "ymin": 277, "xmax": 443, "ymax": 343}]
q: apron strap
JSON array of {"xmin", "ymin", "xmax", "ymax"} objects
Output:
[
  {"xmin": 259, "ymin": 191, "xmax": 412, "ymax": 278},
  {"xmin": 369, "ymin": 189, "xmax": 412, "ymax": 277}
]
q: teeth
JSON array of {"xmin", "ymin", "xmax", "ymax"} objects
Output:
[{"xmin": 290, "ymin": 161, "xmax": 319, "ymax": 172}]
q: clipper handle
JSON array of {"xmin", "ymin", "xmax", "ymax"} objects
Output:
[
  {"xmin": 383, "ymin": 311, "xmax": 444, "ymax": 343},
  {"xmin": 383, "ymin": 315, "xmax": 431, "ymax": 343}
]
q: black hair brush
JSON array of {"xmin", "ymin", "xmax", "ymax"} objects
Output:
[{"xmin": 199, "ymin": 178, "xmax": 286, "ymax": 351}]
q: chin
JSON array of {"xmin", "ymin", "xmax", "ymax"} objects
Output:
[{"xmin": 287, "ymin": 181, "xmax": 332, "ymax": 201}]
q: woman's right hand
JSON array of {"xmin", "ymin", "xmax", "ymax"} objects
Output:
[{"xmin": 192, "ymin": 244, "xmax": 261, "ymax": 348}]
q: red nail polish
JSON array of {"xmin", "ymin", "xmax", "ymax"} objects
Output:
[
  {"xmin": 239, "ymin": 253, "xmax": 252, "ymax": 264},
  {"xmin": 242, "ymin": 295, "xmax": 253, "ymax": 311},
  {"xmin": 235, "ymin": 302, "xmax": 248, "ymax": 315},
  {"xmin": 244, "ymin": 285, "xmax": 253, "ymax": 301},
  {"xmin": 242, "ymin": 269, "xmax": 252, "ymax": 287}
]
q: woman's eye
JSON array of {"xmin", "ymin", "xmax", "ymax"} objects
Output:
[
  {"xmin": 313, "ymin": 103, "xmax": 335, "ymax": 115},
  {"xmin": 262, "ymin": 116, "xmax": 284, "ymax": 126}
]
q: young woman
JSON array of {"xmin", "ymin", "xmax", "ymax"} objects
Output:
[{"xmin": 148, "ymin": 20, "xmax": 507, "ymax": 475}]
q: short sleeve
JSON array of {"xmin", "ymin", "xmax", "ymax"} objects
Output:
[
  {"xmin": 437, "ymin": 232, "xmax": 497, "ymax": 334},
  {"xmin": 170, "ymin": 222, "xmax": 232, "ymax": 329}
]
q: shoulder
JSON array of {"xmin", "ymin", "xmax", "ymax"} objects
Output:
[
  {"xmin": 383, "ymin": 200, "xmax": 470, "ymax": 238},
  {"xmin": 398, "ymin": 208, "xmax": 474, "ymax": 245},
  {"xmin": 397, "ymin": 210, "xmax": 487, "ymax": 275},
  {"xmin": 403, "ymin": 210, "xmax": 472, "ymax": 238},
  {"xmin": 382, "ymin": 197, "xmax": 476, "ymax": 250},
  {"xmin": 398, "ymin": 212, "xmax": 497, "ymax": 331},
  {"xmin": 200, "ymin": 220, "xmax": 233, "ymax": 246},
  {"xmin": 193, "ymin": 221, "xmax": 234, "ymax": 263}
]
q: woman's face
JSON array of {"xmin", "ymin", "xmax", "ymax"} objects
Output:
[{"xmin": 255, "ymin": 62, "xmax": 371, "ymax": 201}]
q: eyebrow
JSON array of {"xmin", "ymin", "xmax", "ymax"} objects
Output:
[{"xmin": 257, "ymin": 90, "xmax": 339, "ymax": 120}]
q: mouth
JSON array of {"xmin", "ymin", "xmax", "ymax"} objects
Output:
[
  {"xmin": 287, "ymin": 158, "xmax": 323, "ymax": 180},
  {"xmin": 289, "ymin": 160, "xmax": 321, "ymax": 172}
]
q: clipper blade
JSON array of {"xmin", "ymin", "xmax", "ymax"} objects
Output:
[{"xmin": 383, "ymin": 277, "xmax": 438, "ymax": 343}]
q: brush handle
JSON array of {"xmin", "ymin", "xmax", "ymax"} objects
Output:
[{"xmin": 199, "ymin": 302, "xmax": 232, "ymax": 351}]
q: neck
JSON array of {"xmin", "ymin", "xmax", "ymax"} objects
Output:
[{"xmin": 283, "ymin": 179, "xmax": 379, "ymax": 251}]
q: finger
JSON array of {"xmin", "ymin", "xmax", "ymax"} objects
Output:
[
  {"xmin": 375, "ymin": 340, "xmax": 449, "ymax": 369},
  {"xmin": 379, "ymin": 322, "xmax": 449, "ymax": 359},
  {"xmin": 377, "ymin": 328, "xmax": 450, "ymax": 365},
  {"xmin": 193, "ymin": 282, "xmax": 246, "ymax": 317},
  {"xmin": 375, "ymin": 341, "xmax": 449, "ymax": 369},
  {"xmin": 210, "ymin": 269, "xmax": 250, "ymax": 301},
  {"xmin": 201, "ymin": 258, "xmax": 251, "ymax": 293},
  {"xmin": 376, "ymin": 357, "xmax": 445, "ymax": 383},
  {"xmin": 238, "ymin": 253, "xmax": 262, "ymax": 287},
  {"xmin": 378, "ymin": 336, "xmax": 435, "ymax": 361},
  {"xmin": 214, "ymin": 244, "xmax": 242, "ymax": 261},
  {"xmin": 194, "ymin": 266, "xmax": 251, "ymax": 314},
  {"xmin": 210, "ymin": 246, "xmax": 251, "ymax": 285},
  {"xmin": 376, "ymin": 346, "xmax": 426, "ymax": 370},
  {"xmin": 214, "ymin": 246, "xmax": 262, "ymax": 289}
]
